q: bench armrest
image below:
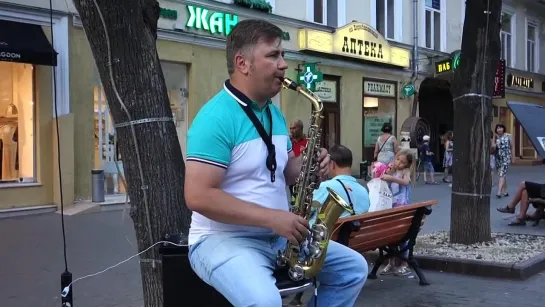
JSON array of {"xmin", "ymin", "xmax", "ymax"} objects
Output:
[{"xmin": 347, "ymin": 220, "xmax": 361, "ymax": 232}]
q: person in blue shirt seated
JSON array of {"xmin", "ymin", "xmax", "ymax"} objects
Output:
[
  {"xmin": 311, "ymin": 145, "xmax": 370, "ymax": 222},
  {"xmin": 290, "ymin": 144, "xmax": 370, "ymax": 306}
]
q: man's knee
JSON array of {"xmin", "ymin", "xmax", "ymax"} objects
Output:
[{"xmin": 348, "ymin": 251, "xmax": 369, "ymax": 285}]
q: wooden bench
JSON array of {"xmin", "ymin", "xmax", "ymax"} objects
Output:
[
  {"xmin": 529, "ymin": 198, "xmax": 545, "ymax": 227},
  {"xmin": 159, "ymin": 200, "xmax": 437, "ymax": 306},
  {"xmin": 288, "ymin": 200, "xmax": 438, "ymax": 306},
  {"xmin": 331, "ymin": 200, "xmax": 438, "ymax": 285}
]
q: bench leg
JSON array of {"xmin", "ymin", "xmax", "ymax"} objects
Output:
[
  {"xmin": 368, "ymin": 249, "xmax": 387, "ymax": 280},
  {"xmin": 406, "ymin": 258, "xmax": 430, "ymax": 286},
  {"xmin": 288, "ymin": 292, "xmax": 304, "ymax": 306},
  {"xmin": 532, "ymin": 207, "xmax": 544, "ymax": 227}
]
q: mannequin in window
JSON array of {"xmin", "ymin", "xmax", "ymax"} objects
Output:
[{"xmin": 1, "ymin": 103, "xmax": 18, "ymax": 180}]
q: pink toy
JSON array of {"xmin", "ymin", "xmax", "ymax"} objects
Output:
[{"xmin": 372, "ymin": 162, "xmax": 389, "ymax": 178}]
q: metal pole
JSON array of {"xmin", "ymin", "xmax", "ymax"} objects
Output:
[{"xmin": 411, "ymin": 0, "xmax": 419, "ymax": 117}]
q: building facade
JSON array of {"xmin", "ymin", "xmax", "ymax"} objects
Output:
[
  {"xmin": 431, "ymin": 0, "xmax": 545, "ymax": 164},
  {"xmin": 4, "ymin": 0, "xmax": 521, "ymax": 211}
]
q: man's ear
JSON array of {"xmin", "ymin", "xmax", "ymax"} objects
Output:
[{"xmin": 234, "ymin": 52, "xmax": 250, "ymax": 75}]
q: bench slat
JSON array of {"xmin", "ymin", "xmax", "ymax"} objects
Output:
[
  {"xmin": 529, "ymin": 198, "xmax": 545, "ymax": 205},
  {"xmin": 350, "ymin": 232, "xmax": 407, "ymax": 252},
  {"xmin": 349, "ymin": 223, "xmax": 411, "ymax": 247},
  {"xmin": 354, "ymin": 216, "xmax": 414, "ymax": 238},
  {"xmin": 357, "ymin": 211, "xmax": 415, "ymax": 230},
  {"xmin": 335, "ymin": 200, "xmax": 437, "ymax": 224}
]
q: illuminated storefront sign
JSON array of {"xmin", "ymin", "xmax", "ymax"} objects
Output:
[
  {"xmin": 493, "ymin": 59, "xmax": 505, "ymax": 98},
  {"xmin": 434, "ymin": 52, "xmax": 461, "ymax": 74},
  {"xmin": 182, "ymin": 5, "xmax": 290, "ymax": 39},
  {"xmin": 297, "ymin": 22, "xmax": 410, "ymax": 68},
  {"xmin": 435, "ymin": 59, "xmax": 452, "ymax": 73},
  {"xmin": 506, "ymin": 73, "xmax": 534, "ymax": 89},
  {"xmin": 186, "ymin": 5, "xmax": 239, "ymax": 36}
]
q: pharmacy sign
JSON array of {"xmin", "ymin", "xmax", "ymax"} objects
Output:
[{"xmin": 297, "ymin": 63, "xmax": 323, "ymax": 91}]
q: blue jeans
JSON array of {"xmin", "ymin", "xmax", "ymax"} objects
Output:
[{"xmin": 189, "ymin": 232, "xmax": 368, "ymax": 307}]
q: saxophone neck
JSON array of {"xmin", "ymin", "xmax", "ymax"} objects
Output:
[{"xmin": 282, "ymin": 77, "xmax": 323, "ymax": 113}]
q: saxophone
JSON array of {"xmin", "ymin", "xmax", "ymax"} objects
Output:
[{"xmin": 276, "ymin": 77, "xmax": 355, "ymax": 281}]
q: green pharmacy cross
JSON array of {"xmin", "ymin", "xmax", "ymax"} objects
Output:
[
  {"xmin": 401, "ymin": 83, "xmax": 416, "ymax": 99},
  {"xmin": 452, "ymin": 52, "xmax": 461, "ymax": 70},
  {"xmin": 297, "ymin": 63, "xmax": 323, "ymax": 92}
]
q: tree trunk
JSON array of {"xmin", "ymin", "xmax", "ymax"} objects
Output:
[
  {"xmin": 449, "ymin": 0, "xmax": 502, "ymax": 244},
  {"xmin": 72, "ymin": 1, "xmax": 191, "ymax": 306}
]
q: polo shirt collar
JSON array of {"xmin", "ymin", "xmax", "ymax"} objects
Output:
[
  {"xmin": 332, "ymin": 174, "xmax": 357, "ymax": 182},
  {"xmin": 224, "ymin": 80, "xmax": 271, "ymax": 111}
]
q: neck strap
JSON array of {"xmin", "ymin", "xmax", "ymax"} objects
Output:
[{"xmin": 225, "ymin": 80, "xmax": 277, "ymax": 182}]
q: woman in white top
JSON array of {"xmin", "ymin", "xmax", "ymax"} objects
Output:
[{"xmin": 373, "ymin": 122, "xmax": 399, "ymax": 165}]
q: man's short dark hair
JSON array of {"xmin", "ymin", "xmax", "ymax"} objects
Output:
[
  {"xmin": 225, "ymin": 19, "xmax": 283, "ymax": 75},
  {"xmin": 329, "ymin": 145, "xmax": 353, "ymax": 168}
]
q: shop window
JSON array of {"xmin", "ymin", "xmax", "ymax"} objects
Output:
[
  {"xmin": 0, "ymin": 62, "xmax": 35, "ymax": 184},
  {"xmin": 161, "ymin": 61, "xmax": 189, "ymax": 157},
  {"xmin": 92, "ymin": 61, "xmax": 188, "ymax": 195},
  {"xmin": 362, "ymin": 96, "xmax": 396, "ymax": 160}
]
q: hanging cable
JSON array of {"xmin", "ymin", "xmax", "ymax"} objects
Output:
[
  {"xmin": 59, "ymin": 0, "xmax": 159, "ymax": 301},
  {"xmin": 478, "ymin": 0, "xmax": 492, "ymax": 197},
  {"xmin": 48, "ymin": 1, "xmax": 73, "ymax": 306}
]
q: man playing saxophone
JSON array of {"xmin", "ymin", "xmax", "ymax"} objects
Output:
[{"xmin": 185, "ymin": 19, "xmax": 367, "ymax": 307}]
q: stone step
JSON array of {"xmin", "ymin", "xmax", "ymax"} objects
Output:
[{"xmin": 0, "ymin": 205, "xmax": 57, "ymax": 219}]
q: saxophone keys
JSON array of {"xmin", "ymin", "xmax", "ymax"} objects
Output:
[
  {"xmin": 288, "ymin": 265, "xmax": 305, "ymax": 281},
  {"xmin": 308, "ymin": 241, "xmax": 323, "ymax": 259},
  {"xmin": 312, "ymin": 224, "xmax": 328, "ymax": 241}
]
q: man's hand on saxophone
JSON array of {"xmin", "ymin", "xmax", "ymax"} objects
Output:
[
  {"xmin": 284, "ymin": 147, "xmax": 331, "ymax": 185},
  {"xmin": 265, "ymin": 210, "xmax": 310, "ymax": 245}
]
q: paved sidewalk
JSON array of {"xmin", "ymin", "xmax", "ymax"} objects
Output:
[
  {"xmin": 360, "ymin": 165, "xmax": 545, "ymax": 235},
  {"xmin": 0, "ymin": 165, "xmax": 543, "ymax": 307},
  {"xmin": 1, "ymin": 207, "xmax": 544, "ymax": 307}
]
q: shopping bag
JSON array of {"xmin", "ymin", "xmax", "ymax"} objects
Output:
[{"xmin": 367, "ymin": 178, "xmax": 393, "ymax": 212}]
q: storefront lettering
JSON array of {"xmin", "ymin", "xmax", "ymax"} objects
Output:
[
  {"xmin": 367, "ymin": 82, "xmax": 391, "ymax": 94},
  {"xmin": 341, "ymin": 37, "xmax": 383, "ymax": 59},
  {"xmin": 435, "ymin": 59, "xmax": 451, "ymax": 73},
  {"xmin": 315, "ymin": 80, "xmax": 337, "ymax": 102},
  {"xmin": 186, "ymin": 5, "xmax": 238, "ymax": 35},
  {"xmin": 363, "ymin": 80, "xmax": 395, "ymax": 97},
  {"xmin": 506, "ymin": 73, "xmax": 534, "ymax": 89},
  {"xmin": 159, "ymin": 7, "xmax": 177, "ymax": 20},
  {"xmin": 0, "ymin": 52, "xmax": 21, "ymax": 59},
  {"xmin": 298, "ymin": 22, "xmax": 410, "ymax": 68},
  {"xmin": 434, "ymin": 52, "xmax": 461, "ymax": 75}
]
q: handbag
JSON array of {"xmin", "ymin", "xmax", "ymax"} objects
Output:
[{"xmin": 373, "ymin": 135, "xmax": 393, "ymax": 163}]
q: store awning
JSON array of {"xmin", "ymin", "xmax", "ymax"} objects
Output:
[
  {"xmin": 0, "ymin": 19, "xmax": 57, "ymax": 66},
  {"xmin": 507, "ymin": 101, "xmax": 545, "ymax": 158}
]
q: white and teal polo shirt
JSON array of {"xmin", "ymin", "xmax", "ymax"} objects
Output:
[{"xmin": 186, "ymin": 80, "xmax": 293, "ymax": 245}]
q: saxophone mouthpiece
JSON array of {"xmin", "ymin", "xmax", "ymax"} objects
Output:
[{"xmin": 282, "ymin": 77, "xmax": 299, "ymax": 91}]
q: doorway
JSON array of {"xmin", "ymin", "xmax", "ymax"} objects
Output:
[
  {"xmin": 316, "ymin": 75, "xmax": 341, "ymax": 150},
  {"xmin": 418, "ymin": 77, "xmax": 453, "ymax": 171}
]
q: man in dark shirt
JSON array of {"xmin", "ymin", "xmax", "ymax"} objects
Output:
[{"xmin": 421, "ymin": 135, "xmax": 438, "ymax": 184}]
